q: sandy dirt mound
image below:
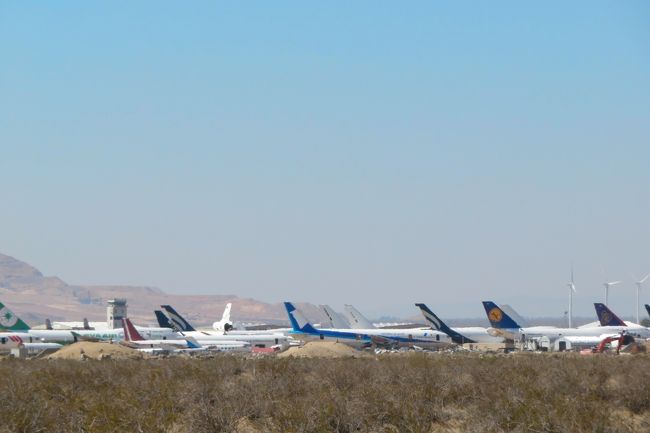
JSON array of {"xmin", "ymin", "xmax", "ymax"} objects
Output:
[
  {"xmin": 277, "ymin": 341, "xmax": 364, "ymax": 358},
  {"xmin": 47, "ymin": 342, "xmax": 145, "ymax": 360}
]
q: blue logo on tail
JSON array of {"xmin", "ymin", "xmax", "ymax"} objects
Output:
[{"xmin": 482, "ymin": 301, "xmax": 521, "ymax": 329}]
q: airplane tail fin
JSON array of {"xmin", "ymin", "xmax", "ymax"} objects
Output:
[
  {"xmin": 416, "ymin": 303, "xmax": 476, "ymax": 344},
  {"xmin": 319, "ymin": 305, "xmax": 350, "ymax": 329},
  {"xmin": 500, "ymin": 304, "xmax": 528, "ymax": 327},
  {"xmin": 45, "ymin": 318, "xmax": 52, "ymax": 330},
  {"xmin": 154, "ymin": 310, "xmax": 174, "ymax": 328},
  {"xmin": 482, "ymin": 301, "xmax": 521, "ymax": 329},
  {"xmin": 0, "ymin": 301, "xmax": 31, "ymax": 331},
  {"xmin": 343, "ymin": 304, "xmax": 374, "ymax": 329},
  {"xmin": 212, "ymin": 303, "xmax": 234, "ymax": 332},
  {"xmin": 284, "ymin": 302, "xmax": 319, "ymax": 333},
  {"xmin": 122, "ymin": 318, "xmax": 145, "ymax": 342},
  {"xmin": 594, "ymin": 303, "xmax": 626, "ymax": 327},
  {"xmin": 221, "ymin": 303, "xmax": 232, "ymax": 323},
  {"xmin": 83, "ymin": 318, "xmax": 91, "ymax": 330},
  {"xmin": 160, "ymin": 305, "xmax": 196, "ymax": 332},
  {"xmin": 184, "ymin": 336, "xmax": 202, "ymax": 349},
  {"xmin": 646, "ymin": 304, "xmax": 650, "ymax": 319}
]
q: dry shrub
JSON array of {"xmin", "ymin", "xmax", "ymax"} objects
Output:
[{"xmin": 0, "ymin": 352, "xmax": 648, "ymax": 432}]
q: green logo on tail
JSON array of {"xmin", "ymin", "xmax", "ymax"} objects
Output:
[{"xmin": 0, "ymin": 302, "xmax": 30, "ymax": 331}]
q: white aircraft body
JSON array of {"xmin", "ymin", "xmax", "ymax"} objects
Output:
[
  {"xmin": 483, "ymin": 302, "xmax": 650, "ymax": 341},
  {"xmin": 160, "ymin": 305, "xmax": 292, "ymax": 348},
  {"xmin": 0, "ymin": 300, "xmax": 177, "ymax": 344},
  {"xmin": 0, "ymin": 333, "xmax": 60, "ymax": 351},
  {"xmin": 286, "ymin": 302, "xmax": 452, "ymax": 349},
  {"xmin": 122, "ymin": 319, "xmax": 250, "ymax": 352}
]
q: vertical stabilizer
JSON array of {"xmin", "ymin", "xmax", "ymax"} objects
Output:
[
  {"xmin": 500, "ymin": 304, "xmax": 528, "ymax": 327},
  {"xmin": 343, "ymin": 305, "xmax": 375, "ymax": 329},
  {"xmin": 416, "ymin": 303, "xmax": 476, "ymax": 344},
  {"xmin": 0, "ymin": 301, "xmax": 30, "ymax": 331},
  {"xmin": 155, "ymin": 310, "xmax": 174, "ymax": 328},
  {"xmin": 319, "ymin": 305, "xmax": 350, "ymax": 329},
  {"xmin": 482, "ymin": 301, "xmax": 521, "ymax": 329},
  {"xmin": 283, "ymin": 302, "xmax": 319, "ymax": 333},
  {"xmin": 122, "ymin": 318, "xmax": 145, "ymax": 341},
  {"xmin": 594, "ymin": 303, "xmax": 626, "ymax": 327},
  {"xmin": 160, "ymin": 305, "xmax": 196, "ymax": 332},
  {"xmin": 221, "ymin": 303, "xmax": 232, "ymax": 323}
]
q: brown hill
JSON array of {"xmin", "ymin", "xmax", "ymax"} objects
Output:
[{"xmin": 0, "ymin": 253, "xmax": 326, "ymax": 328}]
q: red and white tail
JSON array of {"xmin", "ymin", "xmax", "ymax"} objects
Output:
[{"xmin": 122, "ymin": 318, "xmax": 145, "ymax": 341}]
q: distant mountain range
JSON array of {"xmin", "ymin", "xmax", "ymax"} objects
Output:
[
  {"xmin": 0, "ymin": 253, "xmax": 326, "ymax": 327},
  {"xmin": 0, "ymin": 253, "xmax": 606, "ymax": 329}
]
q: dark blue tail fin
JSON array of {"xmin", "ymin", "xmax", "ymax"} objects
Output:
[
  {"xmin": 283, "ymin": 302, "xmax": 319, "ymax": 333},
  {"xmin": 160, "ymin": 305, "xmax": 196, "ymax": 332},
  {"xmin": 594, "ymin": 303, "xmax": 626, "ymax": 327},
  {"xmin": 154, "ymin": 310, "xmax": 173, "ymax": 328},
  {"xmin": 416, "ymin": 303, "xmax": 476, "ymax": 344},
  {"xmin": 646, "ymin": 304, "xmax": 650, "ymax": 319},
  {"xmin": 482, "ymin": 301, "xmax": 521, "ymax": 329}
]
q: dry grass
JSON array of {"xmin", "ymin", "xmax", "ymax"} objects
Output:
[{"xmin": 1, "ymin": 353, "xmax": 649, "ymax": 432}]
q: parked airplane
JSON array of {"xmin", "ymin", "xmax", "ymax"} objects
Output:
[
  {"xmin": 415, "ymin": 303, "xmax": 502, "ymax": 344},
  {"xmin": 0, "ymin": 301, "xmax": 177, "ymax": 343},
  {"xmin": 122, "ymin": 318, "xmax": 249, "ymax": 353},
  {"xmin": 482, "ymin": 301, "xmax": 650, "ymax": 341},
  {"xmin": 0, "ymin": 333, "xmax": 63, "ymax": 352},
  {"xmin": 342, "ymin": 305, "xmax": 375, "ymax": 329},
  {"xmin": 285, "ymin": 302, "xmax": 452, "ymax": 349},
  {"xmin": 159, "ymin": 305, "xmax": 291, "ymax": 348},
  {"xmin": 319, "ymin": 305, "xmax": 350, "ymax": 329}
]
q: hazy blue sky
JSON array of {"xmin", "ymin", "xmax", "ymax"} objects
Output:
[{"xmin": 1, "ymin": 2, "xmax": 649, "ymax": 318}]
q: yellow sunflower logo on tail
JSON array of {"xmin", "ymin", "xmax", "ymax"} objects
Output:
[{"xmin": 488, "ymin": 307, "xmax": 503, "ymax": 323}]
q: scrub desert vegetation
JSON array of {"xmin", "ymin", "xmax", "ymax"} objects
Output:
[{"xmin": 2, "ymin": 352, "xmax": 649, "ymax": 433}]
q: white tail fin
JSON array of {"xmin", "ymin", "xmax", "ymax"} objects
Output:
[
  {"xmin": 319, "ymin": 305, "xmax": 350, "ymax": 329},
  {"xmin": 212, "ymin": 303, "xmax": 234, "ymax": 331},
  {"xmin": 343, "ymin": 305, "xmax": 375, "ymax": 329},
  {"xmin": 221, "ymin": 303, "xmax": 232, "ymax": 323}
]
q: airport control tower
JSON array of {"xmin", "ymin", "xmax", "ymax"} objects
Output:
[{"xmin": 106, "ymin": 298, "xmax": 127, "ymax": 329}]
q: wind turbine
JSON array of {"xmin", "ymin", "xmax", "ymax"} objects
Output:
[
  {"xmin": 567, "ymin": 265, "xmax": 576, "ymax": 328},
  {"xmin": 603, "ymin": 280, "xmax": 621, "ymax": 306},
  {"xmin": 635, "ymin": 275, "xmax": 649, "ymax": 324}
]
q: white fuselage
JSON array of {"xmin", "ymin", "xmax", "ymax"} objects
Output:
[
  {"xmin": 181, "ymin": 331, "xmax": 291, "ymax": 348},
  {"xmin": 10, "ymin": 327, "xmax": 178, "ymax": 344},
  {"xmin": 449, "ymin": 327, "xmax": 504, "ymax": 344},
  {"xmin": 491, "ymin": 325, "xmax": 650, "ymax": 340},
  {"xmin": 300, "ymin": 327, "xmax": 453, "ymax": 349}
]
